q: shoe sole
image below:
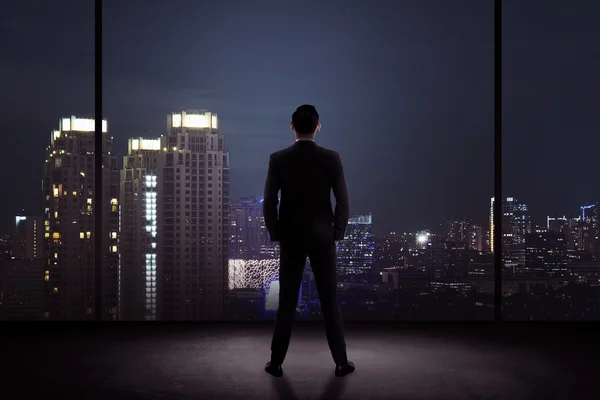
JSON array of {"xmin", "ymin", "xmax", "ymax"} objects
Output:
[
  {"xmin": 265, "ymin": 367, "xmax": 283, "ymax": 377},
  {"xmin": 335, "ymin": 368, "xmax": 355, "ymax": 377}
]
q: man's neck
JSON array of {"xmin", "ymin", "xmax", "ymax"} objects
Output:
[{"xmin": 295, "ymin": 136, "xmax": 315, "ymax": 142}]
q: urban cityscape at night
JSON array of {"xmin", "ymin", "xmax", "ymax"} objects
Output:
[
  {"xmin": 2, "ymin": 139, "xmax": 599, "ymax": 321},
  {"xmin": 2, "ymin": 1, "xmax": 600, "ymax": 399}
]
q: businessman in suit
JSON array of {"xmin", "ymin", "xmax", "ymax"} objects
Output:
[{"xmin": 262, "ymin": 104, "xmax": 355, "ymax": 378}]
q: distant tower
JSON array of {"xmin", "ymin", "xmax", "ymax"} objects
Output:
[
  {"xmin": 12, "ymin": 215, "xmax": 43, "ymax": 259},
  {"xmin": 337, "ymin": 214, "xmax": 375, "ymax": 275},
  {"xmin": 157, "ymin": 111, "xmax": 230, "ymax": 320},
  {"xmin": 490, "ymin": 197, "xmax": 531, "ymax": 255},
  {"xmin": 120, "ymin": 138, "xmax": 160, "ymax": 320},
  {"xmin": 230, "ymin": 197, "xmax": 263, "ymax": 259},
  {"xmin": 443, "ymin": 219, "xmax": 482, "ymax": 251},
  {"xmin": 42, "ymin": 116, "xmax": 119, "ymax": 320}
]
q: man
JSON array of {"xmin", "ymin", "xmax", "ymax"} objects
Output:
[{"xmin": 262, "ymin": 104, "xmax": 355, "ymax": 378}]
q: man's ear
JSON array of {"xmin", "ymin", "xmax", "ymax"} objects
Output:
[{"xmin": 290, "ymin": 122, "xmax": 294, "ymax": 132}]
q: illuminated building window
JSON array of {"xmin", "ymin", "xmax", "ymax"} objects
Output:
[
  {"xmin": 53, "ymin": 188, "xmax": 59, "ymax": 197},
  {"xmin": 86, "ymin": 231, "xmax": 91, "ymax": 239},
  {"xmin": 80, "ymin": 232, "xmax": 85, "ymax": 239},
  {"xmin": 111, "ymin": 245, "xmax": 118, "ymax": 253},
  {"xmin": 87, "ymin": 198, "xmax": 92, "ymax": 204},
  {"xmin": 45, "ymin": 232, "xmax": 50, "ymax": 238},
  {"xmin": 54, "ymin": 253, "xmax": 58, "ymax": 259},
  {"xmin": 111, "ymin": 232, "xmax": 117, "ymax": 239},
  {"xmin": 72, "ymin": 191, "xmax": 77, "ymax": 196},
  {"xmin": 54, "ymin": 211, "xmax": 59, "ymax": 218},
  {"xmin": 53, "ymin": 287, "xmax": 59, "ymax": 293}
]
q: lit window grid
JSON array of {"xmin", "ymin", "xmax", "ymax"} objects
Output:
[{"xmin": 144, "ymin": 174, "xmax": 158, "ymax": 320}]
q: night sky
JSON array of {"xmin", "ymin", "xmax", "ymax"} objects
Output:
[{"xmin": 0, "ymin": 1, "xmax": 597, "ymax": 236}]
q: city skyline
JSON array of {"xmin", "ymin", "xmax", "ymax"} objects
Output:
[
  {"xmin": 1, "ymin": 111, "xmax": 599, "ymax": 322},
  {"xmin": 3, "ymin": 2, "xmax": 600, "ymax": 398},
  {"xmin": 1, "ymin": 1, "xmax": 600, "ymax": 324}
]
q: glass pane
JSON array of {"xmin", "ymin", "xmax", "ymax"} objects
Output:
[
  {"xmin": 503, "ymin": 2, "xmax": 600, "ymax": 320},
  {"xmin": 104, "ymin": 1, "xmax": 493, "ymax": 322},
  {"xmin": 0, "ymin": 2, "xmax": 94, "ymax": 320}
]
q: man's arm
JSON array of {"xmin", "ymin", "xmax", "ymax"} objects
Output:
[
  {"xmin": 263, "ymin": 154, "xmax": 281, "ymax": 242},
  {"xmin": 332, "ymin": 152, "xmax": 350, "ymax": 241}
]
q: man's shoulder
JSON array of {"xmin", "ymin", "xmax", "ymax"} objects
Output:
[
  {"xmin": 269, "ymin": 148, "xmax": 289, "ymax": 160},
  {"xmin": 270, "ymin": 144, "xmax": 339, "ymax": 161}
]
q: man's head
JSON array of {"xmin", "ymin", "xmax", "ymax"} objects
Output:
[{"xmin": 291, "ymin": 104, "xmax": 320, "ymax": 139}]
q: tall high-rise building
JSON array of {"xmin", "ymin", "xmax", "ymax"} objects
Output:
[
  {"xmin": 490, "ymin": 197, "xmax": 532, "ymax": 254},
  {"xmin": 42, "ymin": 116, "xmax": 120, "ymax": 320},
  {"xmin": 230, "ymin": 197, "xmax": 263, "ymax": 259},
  {"xmin": 260, "ymin": 213, "xmax": 280, "ymax": 259},
  {"xmin": 525, "ymin": 232, "xmax": 568, "ymax": 277},
  {"xmin": 337, "ymin": 214, "xmax": 374, "ymax": 275},
  {"xmin": 0, "ymin": 258, "xmax": 44, "ymax": 320},
  {"xmin": 12, "ymin": 215, "xmax": 43, "ymax": 259},
  {"xmin": 443, "ymin": 219, "xmax": 470, "ymax": 245},
  {"xmin": 429, "ymin": 241, "xmax": 469, "ymax": 283},
  {"xmin": 120, "ymin": 138, "xmax": 160, "ymax": 320},
  {"xmin": 443, "ymin": 219, "xmax": 483, "ymax": 251},
  {"xmin": 466, "ymin": 224, "xmax": 483, "ymax": 252},
  {"xmin": 0, "ymin": 235, "xmax": 11, "ymax": 260},
  {"xmin": 579, "ymin": 203, "xmax": 599, "ymax": 255},
  {"xmin": 547, "ymin": 216, "xmax": 568, "ymax": 234},
  {"xmin": 157, "ymin": 110, "xmax": 230, "ymax": 320}
]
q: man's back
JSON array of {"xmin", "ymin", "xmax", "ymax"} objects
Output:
[
  {"xmin": 262, "ymin": 104, "xmax": 355, "ymax": 378},
  {"xmin": 263, "ymin": 141, "xmax": 349, "ymax": 245}
]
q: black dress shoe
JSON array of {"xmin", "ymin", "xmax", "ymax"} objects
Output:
[
  {"xmin": 265, "ymin": 361, "xmax": 283, "ymax": 377},
  {"xmin": 335, "ymin": 361, "xmax": 355, "ymax": 377}
]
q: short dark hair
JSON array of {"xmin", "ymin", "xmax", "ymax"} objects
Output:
[{"xmin": 292, "ymin": 104, "xmax": 319, "ymax": 135}]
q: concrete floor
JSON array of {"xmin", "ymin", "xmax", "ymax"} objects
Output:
[{"xmin": 3, "ymin": 323, "xmax": 599, "ymax": 399}]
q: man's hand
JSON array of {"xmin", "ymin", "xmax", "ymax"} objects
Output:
[{"xmin": 335, "ymin": 240, "xmax": 340, "ymax": 246}]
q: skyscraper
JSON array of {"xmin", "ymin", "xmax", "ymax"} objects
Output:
[
  {"xmin": 579, "ymin": 203, "xmax": 599, "ymax": 255},
  {"xmin": 157, "ymin": 111, "xmax": 230, "ymax": 320},
  {"xmin": 443, "ymin": 219, "xmax": 483, "ymax": 251},
  {"xmin": 490, "ymin": 197, "xmax": 532, "ymax": 255},
  {"xmin": 42, "ymin": 116, "xmax": 120, "ymax": 320},
  {"xmin": 230, "ymin": 197, "xmax": 263, "ymax": 259},
  {"xmin": 12, "ymin": 215, "xmax": 43, "ymax": 259},
  {"xmin": 525, "ymin": 232, "xmax": 568, "ymax": 277},
  {"xmin": 0, "ymin": 235, "xmax": 10, "ymax": 260},
  {"xmin": 120, "ymin": 138, "xmax": 160, "ymax": 320},
  {"xmin": 337, "ymin": 214, "xmax": 374, "ymax": 275},
  {"xmin": 260, "ymin": 211, "xmax": 280, "ymax": 259}
]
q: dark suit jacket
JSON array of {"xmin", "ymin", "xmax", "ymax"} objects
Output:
[{"xmin": 263, "ymin": 140, "xmax": 350, "ymax": 244}]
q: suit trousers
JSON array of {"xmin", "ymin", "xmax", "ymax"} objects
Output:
[{"xmin": 270, "ymin": 238, "xmax": 348, "ymax": 365}]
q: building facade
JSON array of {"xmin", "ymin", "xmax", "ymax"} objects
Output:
[
  {"xmin": 230, "ymin": 197, "xmax": 263, "ymax": 259},
  {"xmin": 120, "ymin": 138, "xmax": 160, "ymax": 320},
  {"xmin": 156, "ymin": 111, "xmax": 230, "ymax": 320},
  {"xmin": 490, "ymin": 197, "xmax": 532, "ymax": 255},
  {"xmin": 42, "ymin": 116, "xmax": 119, "ymax": 320},
  {"xmin": 337, "ymin": 214, "xmax": 375, "ymax": 275},
  {"xmin": 12, "ymin": 215, "xmax": 43, "ymax": 259}
]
